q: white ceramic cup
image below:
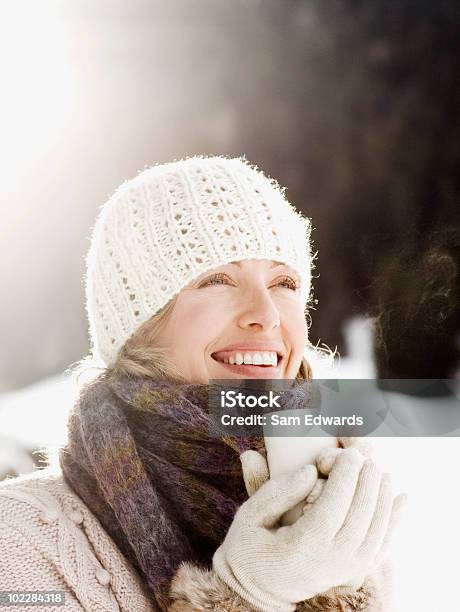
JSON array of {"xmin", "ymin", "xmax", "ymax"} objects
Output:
[{"xmin": 264, "ymin": 434, "xmax": 338, "ymax": 526}]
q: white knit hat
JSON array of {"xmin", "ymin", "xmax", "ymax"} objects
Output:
[{"xmin": 85, "ymin": 156, "xmax": 313, "ymax": 366}]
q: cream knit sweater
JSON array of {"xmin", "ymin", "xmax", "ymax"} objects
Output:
[{"xmin": 0, "ymin": 468, "xmax": 390, "ymax": 612}]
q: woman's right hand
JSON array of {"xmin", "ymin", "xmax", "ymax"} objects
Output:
[{"xmin": 213, "ymin": 448, "xmax": 407, "ymax": 612}]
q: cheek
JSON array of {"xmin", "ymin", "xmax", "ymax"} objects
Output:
[
  {"xmin": 169, "ymin": 300, "xmax": 223, "ymax": 349},
  {"xmin": 285, "ymin": 305, "xmax": 308, "ymax": 349}
]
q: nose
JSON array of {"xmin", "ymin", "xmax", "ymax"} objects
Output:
[{"xmin": 237, "ymin": 285, "xmax": 281, "ymax": 330}]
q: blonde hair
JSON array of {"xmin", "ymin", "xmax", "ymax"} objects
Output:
[{"xmin": 70, "ymin": 295, "xmax": 317, "ymax": 386}]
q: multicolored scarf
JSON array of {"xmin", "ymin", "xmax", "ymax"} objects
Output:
[{"xmin": 59, "ymin": 373, "xmax": 313, "ymax": 610}]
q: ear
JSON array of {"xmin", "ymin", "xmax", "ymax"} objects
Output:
[{"xmin": 239, "ymin": 450, "xmax": 270, "ymax": 496}]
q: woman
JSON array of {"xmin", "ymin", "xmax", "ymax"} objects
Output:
[{"xmin": 0, "ymin": 156, "xmax": 405, "ymax": 611}]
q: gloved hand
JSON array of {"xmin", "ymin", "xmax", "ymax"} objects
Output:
[
  {"xmin": 304, "ymin": 437, "xmax": 376, "ymax": 507},
  {"xmin": 214, "ymin": 448, "xmax": 406, "ymax": 612},
  {"xmin": 240, "ymin": 437, "xmax": 376, "ymax": 509}
]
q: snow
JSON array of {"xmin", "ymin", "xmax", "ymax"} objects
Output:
[{"xmin": 0, "ymin": 372, "xmax": 77, "ymax": 457}]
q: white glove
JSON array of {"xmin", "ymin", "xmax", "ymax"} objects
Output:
[
  {"xmin": 214, "ymin": 448, "xmax": 406, "ymax": 611},
  {"xmin": 304, "ymin": 436, "xmax": 377, "ymax": 507}
]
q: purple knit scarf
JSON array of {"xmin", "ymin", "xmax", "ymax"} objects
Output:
[{"xmin": 59, "ymin": 373, "xmax": 312, "ymax": 610}]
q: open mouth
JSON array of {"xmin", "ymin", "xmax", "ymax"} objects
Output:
[{"xmin": 211, "ymin": 352, "xmax": 283, "ymax": 368}]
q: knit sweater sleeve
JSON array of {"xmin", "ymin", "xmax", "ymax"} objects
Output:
[
  {"xmin": 0, "ymin": 472, "xmax": 158, "ymax": 612},
  {"xmin": 167, "ymin": 561, "xmax": 393, "ymax": 611},
  {"xmin": 0, "ymin": 517, "xmax": 86, "ymax": 611}
]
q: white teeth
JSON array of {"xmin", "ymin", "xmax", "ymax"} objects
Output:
[{"xmin": 217, "ymin": 351, "xmax": 278, "ymax": 366}]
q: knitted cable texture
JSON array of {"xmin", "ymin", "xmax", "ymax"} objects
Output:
[
  {"xmin": 85, "ymin": 156, "xmax": 313, "ymax": 366},
  {"xmin": 0, "ymin": 469, "xmax": 157, "ymax": 611}
]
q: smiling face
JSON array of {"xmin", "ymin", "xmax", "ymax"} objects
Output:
[{"xmin": 153, "ymin": 258, "xmax": 309, "ymax": 384}]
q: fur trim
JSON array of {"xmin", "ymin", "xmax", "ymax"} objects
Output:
[
  {"xmin": 168, "ymin": 561, "xmax": 260, "ymax": 611},
  {"xmin": 168, "ymin": 561, "xmax": 392, "ymax": 612},
  {"xmin": 296, "ymin": 562, "xmax": 392, "ymax": 612},
  {"xmin": 295, "ymin": 585, "xmax": 372, "ymax": 612}
]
